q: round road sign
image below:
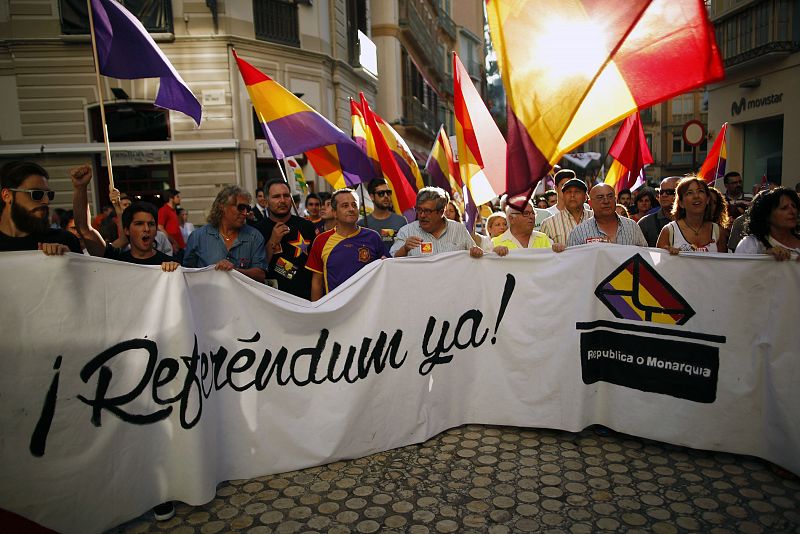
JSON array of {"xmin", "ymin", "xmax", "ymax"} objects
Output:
[{"xmin": 682, "ymin": 120, "xmax": 706, "ymax": 147}]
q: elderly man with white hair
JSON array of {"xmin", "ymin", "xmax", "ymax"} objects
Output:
[{"xmin": 492, "ymin": 196, "xmax": 553, "ymax": 256}]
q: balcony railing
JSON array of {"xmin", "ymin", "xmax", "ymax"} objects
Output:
[
  {"xmin": 60, "ymin": 0, "xmax": 173, "ymax": 35},
  {"xmin": 714, "ymin": 0, "xmax": 799, "ymax": 68},
  {"xmin": 254, "ymin": 0, "xmax": 300, "ymax": 47},
  {"xmin": 402, "ymin": 96, "xmax": 438, "ymax": 138},
  {"xmin": 437, "ymin": 5, "xmax": 456, "ymax": 40}
]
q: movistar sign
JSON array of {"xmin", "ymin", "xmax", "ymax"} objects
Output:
[{"xmin": 731, "ymin": 93, "xmax": 783, "ymax": 116}]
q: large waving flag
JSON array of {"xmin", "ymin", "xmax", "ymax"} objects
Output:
[
  {"xmin": 350, "ymin": 98, "xmax": 380, "ymax": 176},
  {"xmin": 697, "ymin": 122, "xmax": 728, "ymax": 184},
  {"xmin": 233, "ymin": 50, "xmax": 376, "ymax": 187},
  {"xmin": 425, "ymin": 125, "xmax": 463, "ymax": 198},
  {"xmin": 604, "ymin": 113, "xmax": 653, "ymax": 193},
  {"xmin": 352, "ymin": 94, "xmax": 424, "ymax": 192},
  {"xmin": 89, "ymin": 0, "xmax": 201, "ymax": 125},
  {"xmin": 453, "ymin": 53, "xmax": 506, "ymax": 205},
  {"xmin": 487, "ymin": 0, "xmax": 724, "ymax": 198},
  {"xmin": 359, "ymin": 94, "xmax": 418, "ymax": 213}
]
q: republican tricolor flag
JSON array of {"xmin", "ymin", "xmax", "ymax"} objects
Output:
[
  {"xmin": 487, "ymin": 0, "xmax": 724, "ymax": 198},
  {"xmin": 697, "ymin": 122, "xmax": 728, "ymax": 184},
  {"xmin": 233, "ymin": 50, "xmax": 376, "ymax": 188},
  {"xmin": 425, "ymin": 125, "xmax": 463, "ymax": 198}
]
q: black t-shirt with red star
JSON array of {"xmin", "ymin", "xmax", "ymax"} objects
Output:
[{"xmin": 256, "ymin": 215, "xmax": 316, "ymax": 300}]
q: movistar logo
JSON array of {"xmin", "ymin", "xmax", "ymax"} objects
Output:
[{"xmin": 731, "ymin": 93, "xmax": 783, "ymax": 116}]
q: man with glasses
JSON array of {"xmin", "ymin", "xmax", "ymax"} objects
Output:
[
  {"xmin": 306, "ymin": 189, "xmax": 384, "ymax": 301},
  {"xmin": 638, "ymin": 176, "xmax": 680, "ymax": 247},
  {"xmin": 183, "ymin": 184, "xmax": 266, "ymax": 283},
  {"xmin": 0, "ymin": 160, "xmax": 81, "ymax": 254},
  {"xmin": 358, "ymin": 178, "xmax": 407, "ymax": 257},
  {"xmin": 567, "ymin": 184, "xmax": 648, "ymax": 247},
  {"xmin": 492, "ymin": 197, "xmax": 553, "ymax": 255},
  {"xmin": 256, "ymin": 179, "xmax": 316, "ymax": 298},
  {"xmin": 540, "ymin": 178, "xmax": 593, "ymax": 245},
  {"xmin": 391, "ymin": 187, "xmax": 483, "ymax": 258}
]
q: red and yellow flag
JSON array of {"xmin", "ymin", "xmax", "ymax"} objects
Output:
[
  {"xmin": 453, "ymin": 52, "xmax": 506, "ymax": 205},
  {"xmin": 604, "ymin": 113, "xmax": 653, "ymax": 193},
  {"xmin": 359, "ymin": 94, "xmax": 418, "ymax": 213},
  {"xmin": 697, "ymin": 122, "xmax": 728, "ymax": 184},
  {"xmin": 487, "ymin": 0, "xmax": 724, "ymax": 197},
  {"xmin": 425, "ymin": 125, "xmax": 463, "ymax": 198}
]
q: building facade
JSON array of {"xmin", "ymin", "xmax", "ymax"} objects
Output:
[
  {"xmin": 0, "ymin": 0, "xmax": 484, "ymax": 223},
  {"xmin": 707, "ymin": 0, "xmax": 799, "ymax": 190}
]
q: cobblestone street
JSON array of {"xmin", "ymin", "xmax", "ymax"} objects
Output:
[{"xmin": 112, "ymin": 424, "xmax": 800, "ymax": 533}]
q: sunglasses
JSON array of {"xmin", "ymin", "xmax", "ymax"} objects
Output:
[
  {"xmin": 374, "ymin": 190, "xmax": 393, "ymax": 197},
  {"xmin": 235, "ymin": 203, "xmax": 251, "ymax": 213},
  {"xmin": 659, "ymin": 189, "xmax": 676, "ymax": 196},
  {"xmin": 9, "ymin": 188, "xmax": 55, "ymax": 201}
]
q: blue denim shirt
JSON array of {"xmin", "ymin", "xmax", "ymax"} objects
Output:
[{"xmin": 183, "ymin": 224, "xmax": 267, "ymax": 271}]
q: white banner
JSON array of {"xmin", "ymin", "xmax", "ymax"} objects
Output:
[{"xmin": 1, "ymin": 247, "xmax": 798, "ymax": 533}]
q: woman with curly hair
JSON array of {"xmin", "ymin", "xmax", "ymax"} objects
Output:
[
  {"xmin": 735, "ymin": 187, "xmax": 800, "ymax": 261},
  {"xmin": 657, "ymin": 177, "xmax": 727, "ymax": 253}
]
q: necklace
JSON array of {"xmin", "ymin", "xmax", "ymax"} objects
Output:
[
  {"xmin": 684, "ymin": 220, "xmax": 704, "ymax": 235},
  {"xmin": 219, "ymin": 230, "xmax": 236, "ymax": 241}
]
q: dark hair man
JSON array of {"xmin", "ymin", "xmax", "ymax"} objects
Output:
[
  {"xmin": 638, "ymin": 176, "xmax": 680, "ymax": 247},
  {"xmin": 540, "ymin": 177, "xmax": 593, "ymax": 245},
  {"xmin": 314, "ymin": 193, "xmax": 335, "ymax": 235},
  {"xmin": 723, "ymin": 171, "xmax": 751, "ymax": 220},
  {"xmin": 305, "ymin": 193, "xmax": 322, "ymax": 224},
  {"xmin": 183, "ymin": 185, "xmax": 266, "ymax": 282},
  {"xmin": 70, "ymin": 165, "xmax": 179, "ymax": 270},
  {"xmin": 618, "ymin": 189, "xmax": 633, "ymax": 208},
  {"xmin": 255, "ymin": 178, "xmax": 316, "ymax": 298},
  {"xmin": 358, "ymin": 178, "xmax": 408, "ymax": 257},
  {"xmin": 0, "ymin": 161, "xmax": 81, "ymax": 255},
  {"xmin": 158, "ymin": 188, "xmax": 185, "ymax": 253},
  {"xmin": 306, "ymin": 189, "xmax": 384, "ymax": 301},
  {"xmin": 251, "ymin": 187, "xmax": 268, "ymax": 223},
  {"xmin": 391, "ymin": 187, "xmax": 483, "ymax": 258}
]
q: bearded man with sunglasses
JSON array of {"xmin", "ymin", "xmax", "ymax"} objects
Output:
[
  {"xmin": 358, "ymin": 178, "xmax": 407, "ymax": 257},
  {"xmin": 183, "ymin": 185, "xmax": 266, "ymax": 283},
  {"xmin": 0, "ymin": 161, "xmax": 81, "ymax": 255},
  {"xmin": 391, "ymin": 187, "xmax": 483, "ymax": 258}
]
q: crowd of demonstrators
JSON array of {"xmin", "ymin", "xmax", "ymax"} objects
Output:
[
  {"xmin": 0, "ymin": 161, "xmax": 81, "ymax": 255},
  {"xmin": 657, "ymin": 177, "xmax": 727, "ymax": 253},
  {"xmin": 735, "ymin": 187, "xmax": 800, "ymax": 260},
  {"xmin": 158, "ymin": 189, "xmax": 185, "ymax": 258},
  {"xmin": 540, "ymin": 177, "xmax": 593, "ymax": 245},
  {"xmin": 638, "ymin": 176, "xmax": 679, "ymax": 247},
  {"xmin": 357, "ymin": 178, "xmax": 407, "ymax": 257},
  {"xmin": 491, "ymin": 196, "xmax": 552, "ymax": 256},
  {"xmin": 304, "ymin": 193, "xmax": 322, "ymax": 224},
  {"xmin": 314, "ymin": 192, "xmax": 334, "ymax": 235},
  {"xmin": 390, "ymin": 187, "xmax": 483, "ymax": 258},
  {"xmin": 183, "ymin": 185, "xmax": 266, "ymax": 282},
  {"xmin": 306, "ymin": 189, "xmax": 383, "ymax": 301},
  {"xmin": 255, "ymin": 179, "xmax": 316, "ymax": 298}
]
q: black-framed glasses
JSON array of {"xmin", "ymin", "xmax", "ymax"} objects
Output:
[
  {"xmin": 374, "ymin": 190, "xmax": 393, "ymax": 197},
  {"xmin": 659, "ymin": 189, "xmax": 676, "ymax": 196},
  {"xmin": 235, "ymin": 203, "xmax": 251, "ymax": 213},
  {"xmin": 9, "ymin": 188, "xmax": 55, "ymax": 201},
  {"xmin": 415, "ymin": 207, "xmax": 443, "ymax": 216}
]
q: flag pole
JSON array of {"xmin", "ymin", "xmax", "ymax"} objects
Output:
[
  {"xmin": 276, "ymin": 157, "xmax": 300, "ymax": 216},
  {"xmin": 86, "ymin": 0, "xmax": 115, "ymax": 192}
]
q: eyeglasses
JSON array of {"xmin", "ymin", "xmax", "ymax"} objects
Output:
[
  {"xmin": 235, "ymin": 203, "xmax": 251, "ymax": 213},
  {"xmin": 510, "ymin": 210, "xmax": 535, "ymax": 218},
  {"xmin": 374, "ymin": 190, "xmax": 393, "ymax": 197},
  {"xmin": 659, "ymin": 189, "xmax": 676, "ymax": 196},
  {"xmin": 415, "ymin": 207, "xmax": 443, "ymax": 216},
  {"xmin": 9, "ymin": 188, "xmax": 55, "ymax": 201}
]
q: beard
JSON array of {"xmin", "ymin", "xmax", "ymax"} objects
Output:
[{"xmin": 11, "ymin": 201, "xmax": 50, "ymax": 235}]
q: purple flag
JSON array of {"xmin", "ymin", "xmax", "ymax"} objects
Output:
[{"xmin": 90, "ymin": 0, "xmax": 202, "ymax": 125}]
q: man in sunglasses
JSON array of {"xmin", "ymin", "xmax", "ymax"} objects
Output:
[
  {"xmin": 391, "ymin": 187, "xmax": 483, "ymax": 258},
  {"xmin": 255, "ymin": 179, "xmax": 316, "ymax": 298},
  {"xmin": 0, "ymin": 161, "xmax": 81, "ymax": 254},
  {"xmin": 183, "ymin": 185, "xmax": 266, "ymax": 283},
  {"xmin": 638, "ymin": 176, "xmax": 680, "ymax": 248},
  {"xmin": 358, "ymin": 178, "xmax": 407, "ymax": 257}
]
